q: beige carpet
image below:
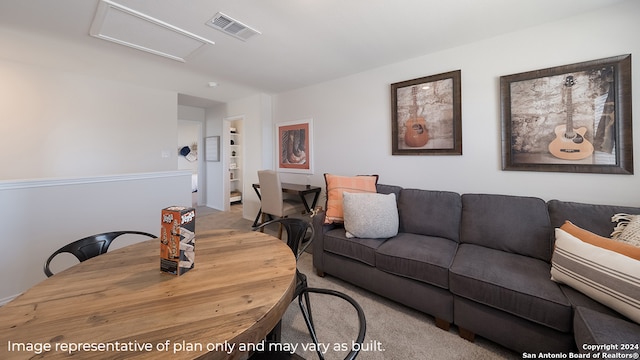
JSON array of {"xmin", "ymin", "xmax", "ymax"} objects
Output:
[{"xmin": 196, "ymin": 205, "xmax": 520, "ymax": 359}]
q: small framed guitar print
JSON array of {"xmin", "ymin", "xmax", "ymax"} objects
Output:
[
  {"xmin": 391, "ymin": 70, "xmax": 462, "ymax": 155},
  {"xmin": 500, "ymin": 54, "xmax": 633, "ymax": 174}
]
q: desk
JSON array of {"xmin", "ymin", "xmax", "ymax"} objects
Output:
[
  {"xmin": 0, "ymin": 229, "xmax": 296, "ymax": 360},
  {"xmin": 252, "ymin": 183, "xmax": 321, "ymax": 227}
]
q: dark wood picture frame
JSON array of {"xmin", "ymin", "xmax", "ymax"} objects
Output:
[
  {"xmin": 391, "ymin": 70, "xmax": 462, "ymax": 155},
  {"xmin": 276, "ymin": 118, "xmax": 313, "ymax": 174},
  {"xmin": 500, "ymin": 54, "xmax": 633, "ymax": 174}
]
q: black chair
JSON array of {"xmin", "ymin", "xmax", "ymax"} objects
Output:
[
  {"xmin": 252, "ymin": 218, "xmax": 367, "ymax": 360},
  {"xmin": 44, "ymin": 231, "xmax": 157, "ymax": 277},
  {"xmin": 254, "ymin": 218, "xmax": 313, "ymax": 314}
]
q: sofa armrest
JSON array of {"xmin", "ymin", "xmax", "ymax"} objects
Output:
[
  {"xmin": 574, "ymin": 306, "xmax": 640, "ymax": 355},
  {"xmin": 311, "ymin": 210, "xmax": 335, "ymax": 275}
]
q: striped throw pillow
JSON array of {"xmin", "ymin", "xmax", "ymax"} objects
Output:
[{"xmin": 551, "ymin": 228, "xmax": 640, "ymax": 324}]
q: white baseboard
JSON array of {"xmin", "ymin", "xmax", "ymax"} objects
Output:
[{"xmin": 0, "ymin": 294, "xmax": 19, "ymax": 306}]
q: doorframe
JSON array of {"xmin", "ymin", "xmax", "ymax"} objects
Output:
[
  {"xmin": 178, "ymin": 119, "xmax": 204, "ymax": 207},
  {"xmin": 223, "ymin": 115, "xmax": 244, "ymax": 211}
]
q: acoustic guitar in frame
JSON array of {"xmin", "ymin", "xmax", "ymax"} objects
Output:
[
  {"xmin": 404, "ymin": 86, "xmax": 429, "ymax": 147},
  {"xmin": 548, "ymin": 75, "xmax": 594, "ymax": 160}
]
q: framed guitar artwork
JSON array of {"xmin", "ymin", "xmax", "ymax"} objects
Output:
[
  {"xmin": 500, "ymin": 54, "xmax": 633, "ymax": 174},
  {"xmin": 391, "ymin": 70, "xmax": 462, "ymax": 155}
]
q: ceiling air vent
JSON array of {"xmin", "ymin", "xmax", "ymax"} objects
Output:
[{"xmin": 206, "ymin": 12, "xmax": 261, "ymax": 41}]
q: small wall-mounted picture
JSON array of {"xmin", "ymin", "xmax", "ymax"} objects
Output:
[
  {"xmin": 205, "ymin": 136, "xmax": 220, "ymax": 162},
  {"xmin": 276, "ymin": 119, "xmax": 313, "ymax": 174}
]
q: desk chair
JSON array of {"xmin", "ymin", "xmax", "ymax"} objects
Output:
[
  {"xmin": 255, "ymin": 218, "xmax": 313, "ymax": 305},
  {"xmin": 252, "ymin": 218, "xmax": 366, "ymax": 360},
  {"xmin": 44, "ymin": 231, "xmax": 157, "ymax": 277},
  {"xmin": 258, "ymin": 170, "xmax": 306, "ymax": 238}
]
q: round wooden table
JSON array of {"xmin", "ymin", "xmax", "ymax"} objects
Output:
[{"xmin": 0, "ymin": 229, "xmax": 296, "ymax": 359}]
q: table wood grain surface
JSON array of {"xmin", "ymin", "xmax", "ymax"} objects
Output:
[{"xmin": 0, "ymin": 229, "xmax": 296, "ymax": 359}]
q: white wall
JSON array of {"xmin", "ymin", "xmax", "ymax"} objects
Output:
[
  {"xmin": 272, "ymin": 1, "xmax": 640, "ymax": 207},
  {"xmin": 0, "ymin": 59, "xmax": 178, "ymax": 180},
  {"xmin": 0, "ymin": 52, "xmax": 193, "ymax": 302},
  {"xmin": 0, "ymin": 171, "xmax": 192, "ymax": 303},
  {"xmin": 178, "ymin": 105, "xmax": 206, "ymax": 205},
  {"xmin": 177, "ymin": 120, "xmax": 200, "ymax": 174},
  {"xmin": 209, "ymin": 94, "xmax": 272, "ymax": 219},
  {"xmin": 204, "ymin": 104, "xmax": 226, "ymax": 210}
]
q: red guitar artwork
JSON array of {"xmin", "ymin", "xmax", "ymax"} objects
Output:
[
  {"xmin": 548, "ymin": 75, "xmax": 594, "ymax": 160},
  {"xmin": 404, "ymin": 86, "xmax": 429, "ymax": 147}
]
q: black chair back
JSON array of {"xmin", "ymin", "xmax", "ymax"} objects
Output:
[
  {"xmin": 44, "ymin": 231, "xmax": 156, "ymax": 277},
  {"xmin": 252, "ymin": 219, "xmax": 367, "ymax": 360},
  {"xmin": 254, "ymin": 218, "xmax": 312, "ymax": 260}
]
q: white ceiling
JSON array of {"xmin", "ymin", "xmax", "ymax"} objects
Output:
[{"xmin": 0, "ymin": 0, "xmax": 627, "ymax": 104}]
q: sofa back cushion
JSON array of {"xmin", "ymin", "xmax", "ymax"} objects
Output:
[
  {"xmin": 377, "ymin": 184, "xmax": 403, "ymax": 200},
  {"xmin": 461, "ymin": 193, "xmax": 552, "ymax": 261},
  {"xmin": 548, "ymin": 199, "xmax": 640, "ymax": 238},
  {"xmin": 397, "ymin": 188, "xmax": 461, "ymax": 242}
]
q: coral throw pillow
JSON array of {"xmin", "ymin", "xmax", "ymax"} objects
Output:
[
  {"xmin": 560, "ymin": 221, "xmax": 640, "ymax": 260},
  {"xmin": 324, "ymin": 174, "xmax": 378, "ymax": 224}
]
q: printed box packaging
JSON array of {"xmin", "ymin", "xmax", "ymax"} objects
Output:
[{"xmin": 160, "ymin": 206, "xmax": 196, "ymax": 275}]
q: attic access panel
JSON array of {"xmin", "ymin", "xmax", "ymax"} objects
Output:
[{"xmin": 90, "ymin": 0, "xmax": 214, "ymax": 62}]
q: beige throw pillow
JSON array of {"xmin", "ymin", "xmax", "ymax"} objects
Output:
[
  {"xmin": 343, "ymin": 192, "xmax": 398, "ymax": 239},
  {"xmin": 611, "ymin": 213, "xmax": 640, "ymax": 248}
]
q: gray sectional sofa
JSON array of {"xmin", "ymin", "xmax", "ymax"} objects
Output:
[{"xmin": 310, "ymin": 184, "xmax": 640, "ymax": 355}]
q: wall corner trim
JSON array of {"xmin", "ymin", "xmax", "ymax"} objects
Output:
[{"xmin": 0, "ymin": 171, "xmax": 192, "ymax": 191}]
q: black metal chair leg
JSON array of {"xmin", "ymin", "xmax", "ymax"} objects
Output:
[
  {"xmin": 265, "ymin": 320, "xmax": 282, "ymax": 343},
  {"xmin": 298, "ymin": 292, "xmax": 324, "ymax": 360},
  {"xmin": 250, "ymin": 219, "xmax": 366, "ymax": 360},
  {"xmin": 300, "ymin": 290, "xmax": 314, "ymax": 329}
]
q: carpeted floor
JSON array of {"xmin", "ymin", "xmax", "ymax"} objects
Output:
[{"xmin": 196, "ymin": 205, "xmax": 520, "ymax": 359}]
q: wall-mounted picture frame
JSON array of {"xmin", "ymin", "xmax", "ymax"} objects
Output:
[
  {"xmin": 276, "ymin": 118, "xmax": 313, "ymax": 174},
  {"xmin": 205, "ymin": 136, "xmax": 219, "ymax": 162},
  {"xmin": 500, "ymin": 54, "xmax": 633, "ymax": 174},
  {"xmin": 391, "ymin": 70, "xmax": 462, "ymax": 155}
]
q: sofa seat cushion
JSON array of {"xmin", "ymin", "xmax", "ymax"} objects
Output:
[
  {"xmin": 560, "ymin": 284, "xmax": 623, "ymax": 318},
  {"xmin": 375, "ymin": 233, "xmax": 457, "ymax": 289},
  {"xmin": 450, "ymin": 244, "xmax": 572, "ymax": 332},
  {"xmin": 574, "ymin": 306, "xmax": 640, "ymax": 354},
  {"xmin": 323, "ymin": 228, "xmax": 387, "ymax": 266}
]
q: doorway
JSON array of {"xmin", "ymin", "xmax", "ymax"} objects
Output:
[
  {"xmin": 178, "ymin": 120, "xmax": 203, "ymax": 207},
  {"xmin": 224, "ymin": 116, "xmax": 244, "ymax": 211}
]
